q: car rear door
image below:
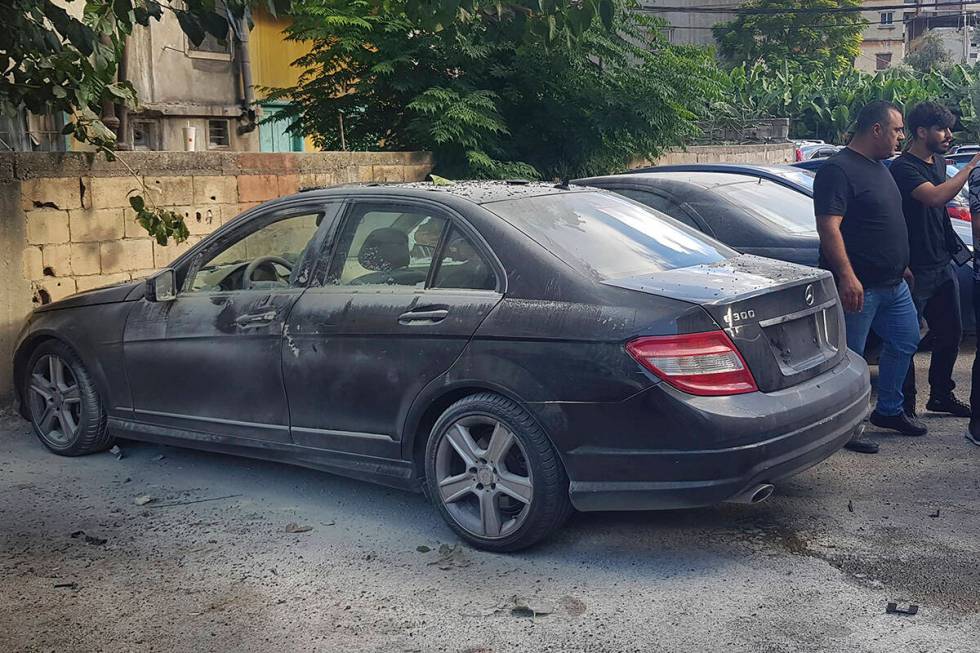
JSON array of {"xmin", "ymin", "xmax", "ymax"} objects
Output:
[
  {"xmin": 282, "ymin": 197, "xmax": 504, "ymax": 458},
  {"xmin": 122, "ymin": 200, "xmax": 341, "ymax": 443}
]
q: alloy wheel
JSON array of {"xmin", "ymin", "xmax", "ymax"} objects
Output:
[
  {"xmin": 434, "ymin": 415, "xmax": 533, "ymax": 539},
  {"xmin": 27, "ymin": 354, "xmax": 82, "ymax": 446}
]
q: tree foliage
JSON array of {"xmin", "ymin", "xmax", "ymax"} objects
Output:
[
  {"xmin": 715, "ymin": 62, "xmax": 980, "ymax": 144},
  {"xmin": 271, "ymin": 0, "xmax": 720, "ymax": 179},
  {"xmin": 3, "ymin": 0, "xmax": 606, "ymax": 242},
  {"xmin": 713, "ymin": 0, "xmax": 863, "ymax": 75},
  {"xmin": 905, "ymin": 32, "xmax": 954, "ymax": 73}
]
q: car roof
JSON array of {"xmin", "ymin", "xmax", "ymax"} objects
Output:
[
  {"xmin": 627, "ymin": 163, "xmax": 800, "ymax": 177},
  {"xmin": 619, "ymin": 163, "xmax": 814, "ymax": 190},
  {"xmin": 581, "ymin": 170, "xmax": 782, "ymax": 190},
  {"xmin": 286, "ymin": 180, "xmax": 581, "ymax": 206}
]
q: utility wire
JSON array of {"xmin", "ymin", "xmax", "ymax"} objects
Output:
[
  {"xmin": 639, "ymin": 1, "xmax": 980, "ymax": 15},
  {"xmin": 660, "ymin": 10, "xmax": 969, "ymax": 29}
]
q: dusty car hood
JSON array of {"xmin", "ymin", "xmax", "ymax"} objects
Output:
[{"xmin": 34, "ymin": 279, "xmax": 143, "ymax": 313}]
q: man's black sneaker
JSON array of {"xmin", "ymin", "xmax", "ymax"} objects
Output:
[
  {"xmin": 967, "ymin": 422, "xmax": 980, "ymax": 447},
  {"xmin": 903, "ymin": 400, "xmax": 918, "ymax": 418},
  {"xmin": 926, "ymin": 394, "xmax": 971, "ymax": 417},
  {"xmin": 869, "ymin": 410, "xmax": 928, "ymax": 436},
  {"xmin": 844, "ymin": 437, "xmax": 880, "ymax": 454}
]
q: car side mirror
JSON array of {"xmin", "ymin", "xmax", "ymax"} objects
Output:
[{"xmin": 146, "ymin": 268, "xmax": 177, "ymax": 302}]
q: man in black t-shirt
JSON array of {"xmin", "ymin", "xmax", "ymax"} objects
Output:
[
  {"xmin": 890, "ymin": 102, "xmax": 979, "ymax": 421},
  {"xmin": 966, "ymin": 165, "xmax": 980, "ymax": 444},
  {"xmin": 815, "ymin": 101, "xmax": 926, "ymax": 453}
]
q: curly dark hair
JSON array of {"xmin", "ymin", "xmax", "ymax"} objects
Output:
[{"xmin": 907, "ymin": 101, "xmax": 956, "ymax": 138}]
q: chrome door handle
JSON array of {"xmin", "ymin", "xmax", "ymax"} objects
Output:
[
  {"xmin": 235, "ymin": 310, "xmax": 277, "ymax": 328},
  {"xmin": 398, "ymin": 309, "xmax": 449, "ymax": 324}
]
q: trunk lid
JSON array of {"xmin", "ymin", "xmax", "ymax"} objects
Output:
[{"xmin": 605, "ymin": 255, "xmax": 845, "ymax": 392}]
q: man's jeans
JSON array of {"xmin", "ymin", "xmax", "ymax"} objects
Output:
[
  {"xmin": 902, "ymin": 263, "xmax": 962, "ymax": 405},
  {"xmin": 970, "ymin": 279, "xmax": 980, "ymax": 420},
  {"xmin": 845, "ymin": 280, "xmax": 921, "ymax": 416}
]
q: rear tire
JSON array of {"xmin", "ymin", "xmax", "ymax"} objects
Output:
[
  {"xmin": 23, "ymin": 340, "xmax": 112, "ymax": 456},
  {"xmin": 424, "ymin": 392, "xmax": 572, "ymax": 552}
]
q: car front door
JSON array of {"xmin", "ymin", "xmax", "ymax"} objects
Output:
[
  {"xmin": 123, "ymin": 200, "xmax": 340, "ymax": 443},
  {"xmin": 283, "ymin": 198, "xmax": 504, "ymax": 458}
]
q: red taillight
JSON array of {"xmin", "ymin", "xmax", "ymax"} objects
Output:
[
  {"xmin": 949, "ymin": 205, "xmax": 972, "ymax": 222},
  {"xmin": 626, "ymin": 331, "xmax": 758, "ymax": 396},
  {"xmin": 795, "ymin": 148, "xmax": 803, "ymax": 162}
]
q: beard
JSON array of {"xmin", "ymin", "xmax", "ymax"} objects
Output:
[{"xmin": 931, "ymin": 136, "xmax": 953, "ymax": 154}]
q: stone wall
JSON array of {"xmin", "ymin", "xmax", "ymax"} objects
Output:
[
  {"xmin": 0, "ymin": 151, "xmax": 433, "ymax": 402},
  {"xmin": 638, "ymin": 143, "xmax": 797, "ymax": 167}
]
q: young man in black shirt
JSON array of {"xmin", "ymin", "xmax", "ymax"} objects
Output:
[
  {"xmin": 967, "ymin": 164, "xmax": 980, "ymax": 444},
  {"xmin": 815, "ymin": 101, "xmax": 925, "ymax": 454},
  {"xmin": 890, "ymin": 102, "xmax": 979, "ymax": 421}
]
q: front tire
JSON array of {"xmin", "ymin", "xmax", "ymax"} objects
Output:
[
  {"xmin": 24, "ymin": 341, "xmax": 112, "ymax": 456},
  {"xmin": 424, "ymin": 393, "xmax": 572, "ymax": 552}
]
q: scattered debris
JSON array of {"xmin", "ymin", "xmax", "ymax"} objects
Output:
[
  {"xmin": 285, "ymin": 523, "xmax": 313, "ymax": 534},
  {"xmin": 848, "ymin": 500, "xmax": 854, "ymax": 513},
  {"xmin": 134, "ymin": 495, "xmax": 154, "ymax": 506},
  {"xmin": 416, "ymin": 545, "xmax": 431, "ymax": 553},
  {"xmin": 427, "ymin": 543, "xmax": 471, "ymax": 570},
  {"xmin": 559, "ymin": 595, "xmax": 587, "ymax": 616},
  {"xmin": 109, "ymin": 445, "xmax": 123, "ymax": 460},
  {"xmin": 148, "ymin": 494, "xmax": 240, "ymax": 508},
  {"xmin": 929, "ymin": 509, "xmax": 940, "ymax": 518},
  {"xmin": 510, "ymin": 596, "xmax": 554, "ymax": 619},
  {"xmin": 70, "ymin": 531, "xmax": 107, "ymax": 546},
  {"xmin": 886, "ymin": 602, "xmax": 919, "ymax": 616},
  {"xmin": 429, "ymin": 174, "xmax": 455, "ymax": 186},
  {"xmin": 53, "ymin": 582, "xmax": 78, "ymax": 590}
]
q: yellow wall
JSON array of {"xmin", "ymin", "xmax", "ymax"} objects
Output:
[
  {"xmin": 249, "ymin": 10, "xmax": 310, "ymax": 95},
  {"xmin": 249, "ymin": 9, "xmax": 316, "ymax": 151}
]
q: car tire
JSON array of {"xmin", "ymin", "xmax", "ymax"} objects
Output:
[
  {"xmin": 424, "ymin": 392, "xmax": 573, "ymax": 552},
  {"xmin": 23, "ymin": 340, "xmax": 112, "ymax": 456}
]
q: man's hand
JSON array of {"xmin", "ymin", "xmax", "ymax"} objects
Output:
[
  {"xmin": 903, "ymin": 267, "xmax": 915, "ymax": 290},
  {"xmin": 838, "ymin": 273, "xmax": 864, "ymax": 313},
  {"xmin": 969, "ymin": 153, "xmax": 980, "ymax": 170}
]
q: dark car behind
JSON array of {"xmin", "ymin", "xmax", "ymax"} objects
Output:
[{"xmin": 580, "ymin": 166, "xmax": 976, "ymax": 335}]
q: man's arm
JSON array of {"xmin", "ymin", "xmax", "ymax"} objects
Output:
[
  {"xmin": 816, "ymin": 214, "xmax": 864, "ymax": 312},
  {"xmin": 910, "ymin": 153, "xmax": 980, "ymax": 207},
  {"xmin": 970, "ymin": 169, "xmax": 980, "ymax": 249}
]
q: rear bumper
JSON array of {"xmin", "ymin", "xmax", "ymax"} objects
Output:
[{"xmin": 556, "ymin": 350, "xmax": 870, "ymax": 511}]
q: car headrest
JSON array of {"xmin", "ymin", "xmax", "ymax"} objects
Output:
[{"xmin": 358, "ymin": 228, "xmax": 409, "ymax": 271}]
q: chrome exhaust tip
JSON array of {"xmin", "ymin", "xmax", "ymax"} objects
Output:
[{"xmin": 727, "ymin": 483, "xmax": 775, "ymax": 505}]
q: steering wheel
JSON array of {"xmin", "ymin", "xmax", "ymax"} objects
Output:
[{"xmin": 242, "ymin": 255, "xmax": 293, "ymax": 290}]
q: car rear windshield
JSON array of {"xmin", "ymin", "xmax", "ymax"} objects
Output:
[
  {"xmin": 710, "ymin": 180, "xmax": 816, "ymax": 234},
  {"xmin": 485, "ymin": 191, "xmax": 733, "ymax": 280}
]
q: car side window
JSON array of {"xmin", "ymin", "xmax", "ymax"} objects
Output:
[
  {"xmin": 616, "ymin": 189, "xmax": 702, "ymax": 230},
  {"xmin": 184, "ymin": 212, "xmax": 322, "ymax": 294},
  {"xmin": 432, "ymin": 227, "xmax": 497, "ymax": 291},
  {"xmin": 327, "ymin": 203, "xmax": 449, "ymax": 287}
]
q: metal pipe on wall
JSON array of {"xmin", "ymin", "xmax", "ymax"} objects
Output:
[
  {"xmin": 235, "ymin": 15, "xmax": 257, "ymax": 135},
  {"xmin": 115, "ymin": 38, "xmax": 132, "ymax": 150}
]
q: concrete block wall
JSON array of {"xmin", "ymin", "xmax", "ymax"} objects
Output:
[
  {"xmin": 636, "ymin": 143, "xmax": 797, "ymax": 168},
  {"xmin": 1, "ymin": 151, "xmax": 434, "ymax": 403}
]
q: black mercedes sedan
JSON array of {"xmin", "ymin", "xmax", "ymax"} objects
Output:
[{"xmin": 12, "ymin": 181, "xmax": 870, "ymax": 551}]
